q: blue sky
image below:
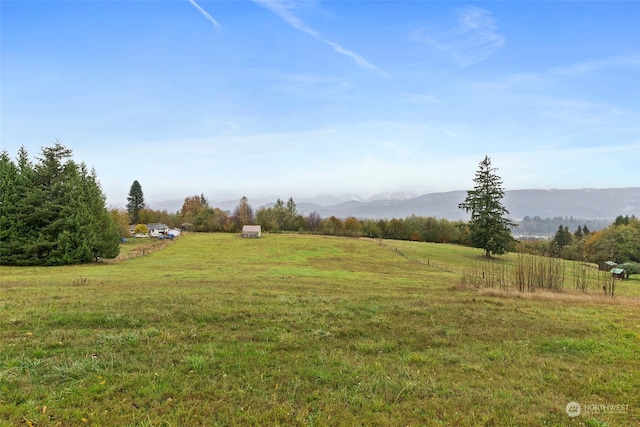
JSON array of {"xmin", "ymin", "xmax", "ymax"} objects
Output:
[{"xmin": 2, "ymin": 0, "xmax": 639, "ymax": 208}]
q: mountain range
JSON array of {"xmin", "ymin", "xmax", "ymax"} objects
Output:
[{"xmin": 154, "ymin": 188, "xmax": 640, "ymax": 222}]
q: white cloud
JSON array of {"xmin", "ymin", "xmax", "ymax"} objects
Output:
[
  {"xmin": 551, "ymin": 54, "xmax": 640, "ymax": 75},
  {"xmin": 271, "ymin": 73, "xmax": 353, "ymax": 97},
  {"xmin": 411, "ymin": 6, "xmax": 505, "ymax": 67}
]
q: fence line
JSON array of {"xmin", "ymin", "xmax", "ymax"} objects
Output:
[{"xmin": 375, "ymin": 239, "xmax": 457, "ymax": 274}]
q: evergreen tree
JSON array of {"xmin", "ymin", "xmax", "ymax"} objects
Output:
[
  {"xmin": 0, "ymin": 144, "xmax": 120, "ymax": 265},
  {"xmin": 551, "ymin": 225, "xmax": 573, "ymax": 256},
  {"xmin": 0, "ymin": 151, "xmax": 25, "ymax": 264},
  {"xmin": 126, "ymin": 180, "xmax": 145, "ymax": 224},
  {"xmin": 574, "ymin": 225, "xmax": 583, "ymax": 240},
  {"xmin": 614, "ymin": 215, "xmax": 630, "ymax": 226},
  {"xmin": 0, "ymin": 148, "xmax": 44, "ymax": 264},
  {"xmin": 81, "ymin": 166, "xmax": 120, "ymax": 260},
  {"xmin": 458, "ymin": 155, "xmax": 516, "ymax": 257},
  {"xmin": 30, "ymin": 143, "xmax": 76, "ymax": 262}
]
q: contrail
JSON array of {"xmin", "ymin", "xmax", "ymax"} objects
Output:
[
  {"xmin": 253, "ymin": 0, "xmax": 386, "ymax": 76},
  {"xmin": 188, "ymin": 0, "xmax": 222, "ymax": 29},
  {"xmin": 322, "ymin": 39, "xmax": 383, "ymax": 75}
]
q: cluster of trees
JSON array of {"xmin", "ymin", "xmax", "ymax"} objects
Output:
[
  {"xmin": 520, "ymin": 215, "xmax": 640, "ymax": 268},
  {"xmin": 239, "ymin": 196, "xmax": 469, "ymax": 243},
  {"xmin": 301, "ymin": 214, "xmax": 467, "ymax": 242},
  {"xmin": 114, "ymin": 156, "xmax": 509, "ymax": 254},
  {"xmin": 256, "ymin": 198, "xmax": 303, "ymax": 232},
  {"xmin": 516, "ymin": 215, "xmax": 608, "ymax": 237},
  {"xmin": 4, "ymin": 144, "xmax": 633, "ymax": 272},
  {"xmin": 110, "ymin": 193, "xmax": 256, "ymax": 235},
  {"xmin": 0, "ymin": 143, "xmax": 120, "ymax": 265},
  {"xmin": 111, "ymin": 190, "xmax": 471, "ymax": 244}
]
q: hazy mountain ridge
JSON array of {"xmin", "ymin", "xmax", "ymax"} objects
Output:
[
  {"xmin": 296, "ymin": 188, "xmax": 640, "ymax": 221},
  {"xmin": 152, "ymin": 188, "xmax": 639, "ymax": 222}
]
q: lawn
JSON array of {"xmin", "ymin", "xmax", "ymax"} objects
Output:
[{"xmin": 1, "ymin": 233, "xmax": 638, "ymax": 426}]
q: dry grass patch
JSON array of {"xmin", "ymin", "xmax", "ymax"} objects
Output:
[{"xmin": 477, "ymin": 287, "xmax": 640, "ymax": 307}]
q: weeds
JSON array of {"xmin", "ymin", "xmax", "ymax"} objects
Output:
[{"xmin": 72, "ymin": 277, "xmax": 89, "ymax": 287}]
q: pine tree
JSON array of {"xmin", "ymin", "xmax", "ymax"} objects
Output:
[
  {"xmin": 0, "ymin": 143, "xmax": 120, "ymax": 266},
  {"xmin": 0, "ymin": 151, "xmax": 24, "ymax": 264},
  {"xmin": 0, "ymin": 148, "xmax": 41, "ymax": 264},
  {"xmin": 551, "ymin": 225, "xmax": 573, "ymax": 256},
  {"xmin": 574, "ymin": 225, "xmax": 583, "ymax": 240},
  {"xmin": 31, "ymin": 142, "xmax": 76, "ymax": 263},
  {"xmin": 126, "ymin": 180, "xmax": 145, "ymax": 224},
  {"xmin": 458, "ymin": 156, "xmax": 516, "ymax": 257}
]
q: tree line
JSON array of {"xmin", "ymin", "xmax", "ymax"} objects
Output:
[
  {"xmin": 115, "ymin": 185, "xmax": 640, "ymax": 271},
  {"xmin": 0, "ymin": 143, "xmax": 120, "ymax": 265},
  {"xmin": 3, "ymin": 144, "xmax": 635, "ymax": 270},
  {"xmin": 534, "ymin": 215, "xmax": 640, "ymax": 267},
  {"xmin": 113, "ymin": 189, "xmax": 471, "ymax": 243},
  {"xmin": 515, "ymin": 215, "xmax": 609, "ymax": 237}
]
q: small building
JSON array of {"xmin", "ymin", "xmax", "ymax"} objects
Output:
[
  {"xmin": 147, "ymin": 223, "xmax": 169, "ymax": 237},
  {"xmin": 611, "ymin": 268, "xmax": 627, "ymax": 280},
  {"xmin": 599, "ymin": 260, "xmax": 618, "ymax": 271},
  {"xmin": 242, "ymin": 225, "xmax": 261, "ymax": 238}
]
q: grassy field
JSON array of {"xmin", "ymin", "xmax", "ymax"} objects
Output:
[{"xmin": 1, "ymin": 233, "xmax": 638, "ymax": 426}]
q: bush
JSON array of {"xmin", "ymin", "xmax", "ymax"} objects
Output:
[{"xmin": 134, "ymin": 224, "xmax": 149, "ymax": 235}]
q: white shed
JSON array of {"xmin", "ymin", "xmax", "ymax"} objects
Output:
[{"xmin": 242, "ymin": 225, "xmax": 262, "ymax": 238}]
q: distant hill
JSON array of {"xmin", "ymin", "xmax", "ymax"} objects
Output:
[
  {"xmin": 295, "ymin": 188, "xmax": 640, "ymax": 221},
  {"xmin": 151, "ymin": 188, "xmax": 639, "ymax": 224}
]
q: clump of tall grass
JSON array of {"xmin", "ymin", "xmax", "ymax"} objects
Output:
[
  {"xmin": 461, "ymin": 249, "xmax": 632, "ymax": 299},
  {"xmin": 461, "ymin": 258, "xmax": 510, "ymax": 290},
  {"xmin": 513, "ymin": 252, "xmax": 565, "ymax": 292}
]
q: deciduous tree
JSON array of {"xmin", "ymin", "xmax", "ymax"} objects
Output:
[
  {"xmin": 180, "ymin": 194, "xmax": 208, "ymax": 226},
  {"xmin": 233, "ymin": 196, "xmax": 254, "ymax": 228}
]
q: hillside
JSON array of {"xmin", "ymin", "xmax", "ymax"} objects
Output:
[
  {"xmin": 152, "ymin": 188, "xmax": 639, "ymax": 222},
  {"xmin": 295, "ymin": 188, "xmax": 640, "ymax": 221}
]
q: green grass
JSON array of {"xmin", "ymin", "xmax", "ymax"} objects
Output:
[
  {"xmin": 387, "ymin": 239, "xmax": 640, "ymax": 296},
  {"xmin": 1, "ymin": 233, "xmax": 639, "ymax": 426}
]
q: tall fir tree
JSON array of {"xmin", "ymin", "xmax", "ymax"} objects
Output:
[
  {"xmin": 458, "ymin": 155, "xmax": 516, "ymax": 257},
  {"xmin": 126, "ymin": 180, "xmax": 145, "ymax": 224},
  {"xmin": 0, "ymin": 151, "xmax": 25, "ymax": 264},
  {"xmin": 0, "ymin": 143, "xmax": 120, "ymax": 265},
  {"xmin": 551, "ymin": 225, "xmax": 573, "ymax": 256}
]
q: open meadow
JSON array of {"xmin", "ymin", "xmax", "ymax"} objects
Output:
[{"xmin": 1, "ymin": 233, "xmax": 639, "ymax": 426}]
